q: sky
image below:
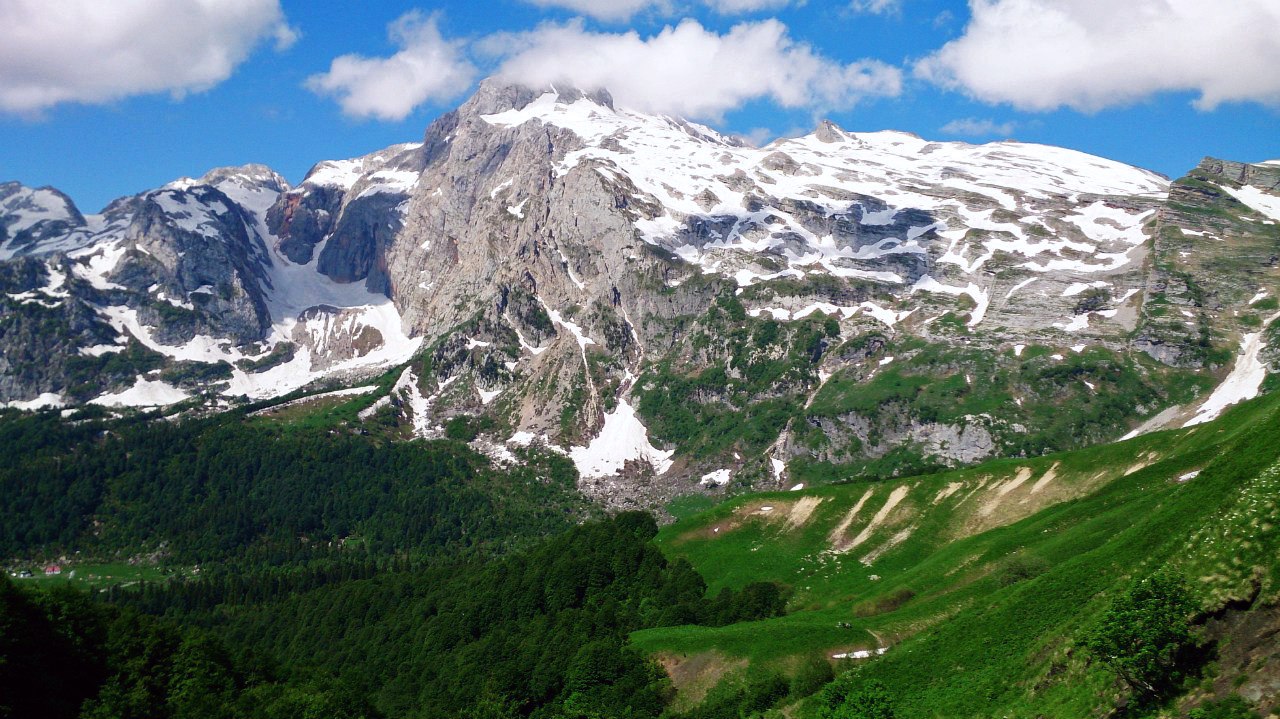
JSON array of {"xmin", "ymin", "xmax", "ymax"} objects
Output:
[{"xmin": 1, "ymin": 0, "xmax": 1278, "ymax": 213}]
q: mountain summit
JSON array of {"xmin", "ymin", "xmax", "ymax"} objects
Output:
[{"xmin": 3, "ymin": 80, "xmax": 1280, "ymax": 505}]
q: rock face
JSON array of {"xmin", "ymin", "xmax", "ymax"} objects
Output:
[{"xmin": 4, "ymin": 79, "xmax": 1280, "ymax": 505}]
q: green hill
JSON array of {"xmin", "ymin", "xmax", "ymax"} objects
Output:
[{"xmin": 634, "ymin": 391, "xmax": 1280, "ymax": 717}]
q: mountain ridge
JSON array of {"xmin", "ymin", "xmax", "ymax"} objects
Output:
[{"xmin": 3, "ymin": 79, "xmax": 1280, "ymax": 505}]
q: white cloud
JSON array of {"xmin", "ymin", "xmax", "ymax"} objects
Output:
[
  {"xmin": 487, "ymin": 19, "xmax": 901, "ymax": 120},
  {"xmin": 0, "ymin": 0, "xmax": 297, "ymax": 115},
  {"xmin": 519, "ymin": 0, "xmax": 798, "ymax": 20},
  {"xmin": 704, "ymin": 0, "xmax": 798, "ymax": 14},
  {"xmin": 306, "ymin": 11, "xmax": 477, "ymax": 121},
  {"xmin": 519, "ymin": 0, "xmax": 669, "ymax": 21},
  {"xmin": 916, "ymin": 0, "xmax": 1280, "ymax": 112},
  {"xmin": 940, "ymin": 117, "xmax": 1016, "ymax": 137},
  {"xmin": 739, "ymin": 127, "xmax": 776, "ymax": 147},
  {"xmin": 849, "ymin": 0, "xmax": 903, "ymax": 15}
]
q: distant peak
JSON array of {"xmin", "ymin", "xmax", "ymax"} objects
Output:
[
  {"xmin": 465, "ymin": 77, "xmax": 615, "ymax": 117},
  {"xmin": 199, "ymin": 164, "xmax": 289, "ymax": 192},
  {"xmin": 813, "ymin": 120, "xmax": 847, "ymax": 143}
]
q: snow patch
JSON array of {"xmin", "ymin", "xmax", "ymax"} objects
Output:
[
  {"xmin": 3, "ymin": 393, "xmax": 66, "ymax": 410},
  {"xmin": 1184, "ymin": 315, "xmax": 1280, "ymax": 426},
  {"xmin": 700, "ymin": 469, "xmax": 732, "ymax": 486},
  {"xmin": 910, "ymin": 275, "xmax": 989, "ymax": 327},
  {"xmin": 90, "ymin": 378, "xmax": 190, "ymax": 408},
  {"xmin": 1223, "ymin": 185, "xmax": 1280, "ymax": 223},
  {"xmin": 569, "ymin": 399, "xmax": 674, "ymax": 478}
]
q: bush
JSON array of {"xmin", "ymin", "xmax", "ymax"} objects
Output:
[
  {"xmin": 444, "ymin": 414, "xmax": 495, "ymax": 442},
  {"xmin": 1189, "ymin": 694, "xmax": 1260, "ymax": 719},
  {"xmin": 818, "ymin": 678, "xmax": 897, "ymax": 719},
  {"xmin": 995, "ymin": 554, "xmax": 1050, "ymax": 587}
]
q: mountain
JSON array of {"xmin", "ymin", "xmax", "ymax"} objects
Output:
[{"xmin": 3, "ymin": 79, "xmax": 1280, "ymax": 506}]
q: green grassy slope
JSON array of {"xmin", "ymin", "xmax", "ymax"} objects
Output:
[{"xmin": 634, "ymin": 392, "xmax": 1280, "ymax": 717}]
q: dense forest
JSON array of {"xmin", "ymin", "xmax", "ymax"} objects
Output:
[
  {"xmin": 0, "ymin": 574, "xmax": 380, "ymax": 719},
  {"xmin": 3, "ymin": 513, "xmax": 786, "ymax": 719},
  {"xmin": 0, "ymin": 407, "xmax": 587, "ymax": 565}
]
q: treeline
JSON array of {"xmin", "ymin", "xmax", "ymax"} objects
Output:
[
  {"xmin": 0, "ymin": 409, "xmax": 586, "ymax": 563},
  {"xmin": 0, "ymin": 575, "xmax": 379, "ymax": 719},
  {"xmin": 114, "ymin": 513, "xmax": 788, "ymax": 719}
]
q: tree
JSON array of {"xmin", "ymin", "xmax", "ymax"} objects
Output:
[{"xmin": 1083, "ymin": 570, "xmax": 1200, "ymax": 704}]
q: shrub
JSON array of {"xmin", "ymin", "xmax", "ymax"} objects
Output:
[
  {"xmin": 818, "ymin": 678, "xmax": 897, "ymax": 719},
  {"xmin": 1189, "ymin": 694, "xmax": 1260, "ymax": 719},
  {"xmin": 1082, "ymin": 571, "xmax": 1200, "ymax": 705}
]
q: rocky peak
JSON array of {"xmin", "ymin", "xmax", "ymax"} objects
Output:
[
  {"xmin": 461, "ymin": 77, "xmax": 615, "ymax": 118},
  {"xmin": 813, "ymin": 120, "xmax": 847, "ymax": 144},
  {"xmin": 198, "ymin": 163, "xmax": 290, "ymax": 194},
  {"xmin": 0, "ymin": 182, "xmax": 88, "ymax": 259}
]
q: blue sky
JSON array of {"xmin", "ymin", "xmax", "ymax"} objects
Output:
[{"xmin": 1, "ymin": 0, "xmax": 1277, "ymax": 213}]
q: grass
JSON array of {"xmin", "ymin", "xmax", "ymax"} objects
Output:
[
  {"xmin": 632, "ymin": 389, "xmax": 1280, "ymax": 717},
  {"xmin": 9, "ymin": 561, "xmax": 191, "ymax": 589}
]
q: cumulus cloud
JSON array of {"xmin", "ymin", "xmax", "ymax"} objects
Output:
[
  {"xmin": 519, "ymin": 0, "xmax": 669, "ymax": 22},
  {"xmin": 306, "ymin": 11, "xmax": 478, "ymax": 121},
  {"xmin": 704, "ymin": 0, "xmax": 798, "ymax": 14},
  {"xmin": 0, "ymin": 0, "xmax": 297, "ymax": 115},
  {"xmin": 940, "ymin": 117, "xmax": 1016, "ymax": 137},
  {"xmin": 519, "ymin": 0, "xmax": 798, "ymax": 20},
  {"xmin": 849, "ymin": 0, "xmax": 903, "ymax": 15},
  {"xmin": 485, "ymin": 19, "xmax": 902, "ymax": 120},
  {"xmin": 916, "ymin": 0, "xmax": 1280, "ymax": 112}
]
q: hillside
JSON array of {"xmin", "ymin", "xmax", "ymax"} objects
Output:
[
  {"xmin": 11, "ymin": 370, "xmax": 1275, "ymax": 719},
  {"xmin": 631, "ymin": 389, "xmax": 1280, "ymax": 717}
]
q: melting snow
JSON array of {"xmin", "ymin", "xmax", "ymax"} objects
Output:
[
  {"xmin": 911, "ymin": 275, "xmax": 989, "ymax": 327},
  {"xmin": 770, "ymin": 457, "xmax": 786, "ymax": 480},
  {"xmin": 569, "ymin": 399, "xmax": 674, "ymax": 478},
  {"xmin": 1005, "ymin": 277, "xmax": 1037, "ymax": 299},
  {"xmin": 1063, "ymin": 281, "xmax": 1109, "ymax": 297},
  {"xmin": 1223, "ymin": 185, "xmax": 1280, "ymax": 222},
  {"xmin": 90, "ymin": 377, "xmax": 190, "ymax": 408},
  {"xmin": 700, "ymin": 469, "xmax": 732, "ymax": 486},
  {"xmin": 1055, "ymin": 314, "xmax": 1091, "ymax": 332},
  {"xmin": 508, "ymin": 431, "xmax": 538, "ymax": 446},
  {"xmin": 831, "ymin": 647, "xmax": 890, "ymax": 660},
  {"xmin": 1185, "ymin": 317, "xmax": 1280, "ymax": 426},
  {"xmin": 3, "ymin": 393, "xmax": 66, "ymax": 410}
]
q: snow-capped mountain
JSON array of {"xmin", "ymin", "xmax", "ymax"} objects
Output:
[{"xmin": 4, "ymin": 79, "xmax": 1280, "ymax": 504}]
